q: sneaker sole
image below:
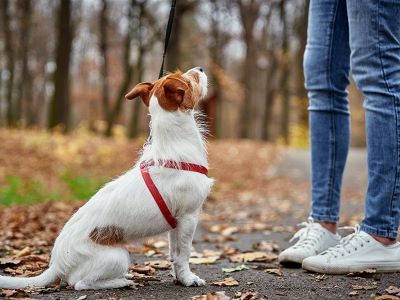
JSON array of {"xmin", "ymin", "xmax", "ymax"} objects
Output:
[
  {"xmin": 278, "ymin": 254, "xmax": 305, "ymax": 265},
  {"xmin": 302, "ymin": 260, "xmax": 400, "ymax": 275}
]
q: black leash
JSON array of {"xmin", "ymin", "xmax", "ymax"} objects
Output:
[
  {"xmin": 145, "ymin": 0, "xmax": 177, "ymax": 146},
  {"xmin": 158, "ymin": 0, "xmax": 177, "ymax": 79}
]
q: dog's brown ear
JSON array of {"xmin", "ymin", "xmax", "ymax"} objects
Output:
[
  {"xmin": 125, "ymin": 82, "xmax": 154, "ymax": 106},
  {"xmin": 157, "ymin": 77, "xmax": 193, "ymax": 111}
]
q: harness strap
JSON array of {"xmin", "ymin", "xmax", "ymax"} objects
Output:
[{"xmin": 140, "ymin": 160, "xmax": 208, "ymax": 228}]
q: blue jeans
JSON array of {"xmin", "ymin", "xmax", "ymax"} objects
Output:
[{"xmin": 305, "ymin": 0, "xmax": 400, "ymax": 239}]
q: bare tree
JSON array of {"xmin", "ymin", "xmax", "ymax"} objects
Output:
[
  {"xmin": 279, "ymin": 0, "xmax": 290, "ymax": 144},
  {"xmin": 105, "ymin": 0, "xmax": 136, "ymax": 137},
  {"xmin": 294, "ymin": 0, "xmax": 309, "ymax": 127},
  {"xmin": 236, "ymin": 0, "xmax": 262, "ymax": 138},
  {"xmin": 165, "ymin": 0, "xmax": 197, "ymax": 72},
  {"xmin": 15, "ymin": 0, "xmax": 33, "ymax": 125},
  {"xmin": 127, "ymin": 1, "xmax": 145, "ymax": 139},
  {"xmin": 261, "ymin": 2, "xmax": 280, "ymax": 141},
  {"xmin": 202, "ymin": 0, "xmax": 233, "ymax": 138},
  {"xmin": 48, "ymin": 0, "xmax": 73, "ymax": 131},
  {"xmin": 1, "ymin": 0, "xmax": 16, "ymax": 126},
  {"xmin": 98, "ymin": 0, "xmax": 110, "ymax": 121}
]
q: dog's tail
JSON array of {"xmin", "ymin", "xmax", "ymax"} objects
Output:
[{"xmin": 0, "ymin": 264, "xmax": 58, "ymax": 289}]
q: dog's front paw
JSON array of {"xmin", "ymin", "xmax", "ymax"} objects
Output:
[{"xmin": 178, "ymin": 273, "xmax": 206, "ymax": 287}]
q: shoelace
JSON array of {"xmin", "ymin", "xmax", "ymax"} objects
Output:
[
  {"xmin": 321, "ymin": 224, "xmax": 371, "ymax": 258},
  {"xmin": 290, "ymin": 217, "xmax": 326, "ymax": 250}
]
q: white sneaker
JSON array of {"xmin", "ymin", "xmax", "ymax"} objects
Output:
[
  {"xmin": 279, "ymin": 218, "xmax": 341, "ymax": 264},
  {"xmin": 302, "ymin": 225, "xmax": 400, "ymax": 274}
]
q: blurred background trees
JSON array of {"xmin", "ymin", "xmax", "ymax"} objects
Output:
[{"xmin": 0, "ymin": 0, "xmax": 365, "ymax": 146}]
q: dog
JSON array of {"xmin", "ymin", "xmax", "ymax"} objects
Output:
[{"xmin": 0, "ymin": 67, "xmax": 213, "ymax": 290}]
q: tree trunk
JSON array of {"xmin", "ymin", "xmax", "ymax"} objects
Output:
[
  {"xmin": 262, "ymin": 52, "xmax": 279, "ymax": 141},
  {"xmin": 280, "ymin": 0, "xmax": 290, "ymax": 144},
  {"xmin": 237, "ymin": 0, "xmax": 260, "ymax": 139},
  {"xmin": 105, "ymin": 0, "xmax": 135, "ymax": 137},
  {"xmin": 128, "ymin": 62, "xmax": 144, "ymax": 138},
  {"xmin": 165, "ymin": 0, "xmax": 197, "ymax": 72},
  {"xmin": 99, "ymin": 0, "xmax": 110, "ymax": 121},
  {"xmin": 207, "ymin": 0, "xmax": 230, "ymax": 139},
  {"xmin": 127, "ymin": 2, "xmax": 145, "ymax": 139},
  {"xmin": 48, "ymin": 0, "xmax": 73, "ymax": 131},
  {"xmin": 295, "ymin": 0, "xmax": 309, "ymax": 127},
  {"xmin": 16, "ymin": 0, "xmax": 32, "ymax": 125},
  {"xmin": 1, "ymin": 0, "xmax": 16, "ymax": 126}
]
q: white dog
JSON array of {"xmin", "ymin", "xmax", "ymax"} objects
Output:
[{"xmin": 0, "ymin": 67, "xmax": 213, "ymax": 290}]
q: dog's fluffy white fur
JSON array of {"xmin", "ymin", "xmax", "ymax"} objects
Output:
[{"xmin": 0, "ymin": 68, "xmax": 213, "ymax": 290}]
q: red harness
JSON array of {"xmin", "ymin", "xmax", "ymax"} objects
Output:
[{"xmin": 140, "ymin": 159, "xmax": 208, "ymax": 228}]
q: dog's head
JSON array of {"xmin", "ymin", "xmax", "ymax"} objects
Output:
[{"xmin": 125, "ymin": 67, "xmax": 207, "ymax": 111}]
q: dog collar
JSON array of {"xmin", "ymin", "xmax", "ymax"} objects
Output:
[{"xmin": 140, "ymin": 159, "xmax": 208, "ymax": 228}]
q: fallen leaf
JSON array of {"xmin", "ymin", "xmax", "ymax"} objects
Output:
[
  {"xmin": 1, "ymin": 289, "xmax": 18, "ymax": 297},
  {"xmin": 241, "ymin": 223, "xmax": 268, "ymax": 233},
  {"xmin": 130, "ymin": 272, "xmax": 161, "ymax": 282},
  {"xmin": 347, "ymin": 269, "xmax": 376, "ymax": 277},
  {"xmin": 386, "ymin": 286, "xmax": 400, "ymax": 296},
  {"xmin": 223, "ymin": 247, "xmax": 240, "ymax": 256},
  {"xmin": 191, "ymin": 291, "xmax": 230, "ymax": 300},
  {"xmin": 240, "ymin": 292, "xmax": 258, "ymax": 300},
  {"xmin": 152, "ymin": 240, "xmax": 168, "ymax": 248},
  {"xmin": 144, "ymin": 250, "xmax": 156, "ymax": 257},
  {"xmin": 15, "ymin": 246, "xmax": 31, "ymax": 257},
  {"xmin": 376, "ymin": 296, "xmax": 400, "ymax": 300},
  {"xmin": 265, "ymin": 268, "xmax": 283, "ymax": 276},
  {"xmin": 222, "ymin": 264, "xmax": 249, "ymax": 273},
  {"xmin": 212, "ymin": 277, "xmax": 239, "ymax": 286},
  {"xmin": 252, "ymin": 240, "xmax": 280, "ymax": 252},
  {"xmin": 315, "ymin": 274, "xmax": 327, "ymax": 282},
  {"xmin": 189, "ymin": 257, "xmax": 219, "ymax": 265},
  {"xmin": 130, "ymin": 265, "xmax": 156, "ymax": 275},
  {"xmin": 209, "ymin": 224, "xmax": 239, "ymax": 236},
  {"xmin": 351, "ymin": 284, "xmax": 377, "ymax": 290},
  {"xmin": 349, "ymin": 291, "xmax": 358, "ymax": 296},
  {"xmin": 125, "ymin": 244, "xmax": 142, "ymax": 253},
  {"xmin": 0, "ymin": 257, "xmax": 22, "ymax": 267},
  {"xmin": 202, "ymin": 234, "xmax": 237, "ymax": 243},
  {"xmin": 202, "ymin": 249, "xmax": 223, "ymax": 258},
  {"xmin": 229, "ymin": 251, "xmax": 278, "ymax": 263},
  {"xmin": 144, "ymin": 260, "xmax": 171, "ymax": 270},
  {"xmin": 77, "ymin": 296, "xmax": 87, "ymax": 300}
]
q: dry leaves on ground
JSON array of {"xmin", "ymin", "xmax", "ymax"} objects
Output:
[
  {"xmin": 235, "ymin": 292, "xmax": 260, "ymax": 300},
  {"xmin": 212, "ymin": 277, "xmax": 240, "ymax": 287},
  {"xmin": 191, "ymin": 291, "xmax": 231, "ymax": 300},
  {"xmin": 346, "ymin": 268, "xmax": 376, "ymax": 277},
  {"xmin": 376, "ymin": 296, "xmax": 400, "ymax": 300},
  {"xmin": 386, "ymin": 286, "xmax": 400, "ymax": 296},
  {"xmin": 229, "ymin": 251, "xmax": 278, "ymax": 263},
  {"xmin": 222, "ymin": 264, "xmax": 249, "ymax": 273},
  {"xmin": 130, "ymin": 265, "xmax": 156, "ymax": 275},
  {"xmin": 189, "ymin": 257, "xmax": 219, "ymax": 265},
  {"xmin": 264, "ymin": 268, "xmax": 283, "ymax": 277},
  {"xmin": 351, "ymin": 283, "xmax": 377, "ymax": 290},
  {"xmin": 144, "ymin": 260, "xmax": 171, "ymax": 270}
]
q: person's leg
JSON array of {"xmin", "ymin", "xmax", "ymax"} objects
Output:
[
  {"xmin": 305, "ymin": 0, "xmax": 351, "ymax": 230},
  {"xmin": 278, "ymin": 0, "xmax": 349, "ymax": 265},
  {"xmin": 302, "ymin": 0, "xmax": 400, "ymax": 275},
  {"xmin": 347, "ymin": 0, "xmax": 400, "ymax": 243}
]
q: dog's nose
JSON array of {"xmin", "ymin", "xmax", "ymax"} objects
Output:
[{"xmin": 195, "ymin": 67, "xmax": 204, "ymax": 73}]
